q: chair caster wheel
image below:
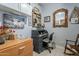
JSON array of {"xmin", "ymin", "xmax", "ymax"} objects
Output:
[{"xmin": 51, "ymin": 47, "xmax": 53, "ymax": 49}]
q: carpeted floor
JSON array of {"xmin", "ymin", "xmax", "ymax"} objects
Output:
[{"xmin": 33, "ymin": 45, "xmax": 67, "ymax": 56}]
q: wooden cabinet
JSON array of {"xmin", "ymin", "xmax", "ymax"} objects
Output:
[
  {"xmin": 20, "ymin": 3, "xmax": 32, "ymax": 16},
  {"xmin": 0, "ymin": 45, "xmax": 19, "ymax": 55},
  {"xmin": 0, "ymin": 38, "xmax": 33, "ymax": 56},
  {"xmin": 32, "ymin": 7, "xmax": 41, "ymax": 27},
  {"xmin": 0, "ymin": 3, "xmax": 32, "ymax": 16},
  {"xmin": 0, "ymin": 3, "xmax": 19, "ymax": 11},
  {"xmin": 18, "ymin": 39, "xmax": 33, "ymax": 56}
]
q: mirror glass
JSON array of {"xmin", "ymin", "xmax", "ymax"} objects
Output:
[
  {"xmin": 53, "ymin": 8, "xmax": 68, "ymax": 27},
  {"xmin": 55, "ymin": 12, "xmax": 65, "ymax": 25}
]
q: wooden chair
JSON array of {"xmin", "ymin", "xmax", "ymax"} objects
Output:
[{"xmin": 64, "ymin": 34, "xmax": 79, "ymax": 55}]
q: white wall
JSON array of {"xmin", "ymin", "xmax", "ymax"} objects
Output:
[{"xmin": 40, "ymin": 3, "xmax": 79, "ymax": 47}]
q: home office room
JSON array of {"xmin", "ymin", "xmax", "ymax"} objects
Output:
[{"xmin": 0, "ymin": 1, "xmax": 79, "ymax": 56}]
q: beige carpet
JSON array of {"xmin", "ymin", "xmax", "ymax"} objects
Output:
[{"xmin": 33, "ymin": 46, "xmax": 67, "ymax": 56}]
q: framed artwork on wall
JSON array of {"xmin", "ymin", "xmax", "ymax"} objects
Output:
[
  {"xmin": 44, "ymin": 16, "xmax": 50, "ymax": 22},
  {"xmin": 3, "ymin": 14, "xmax": 25, "ymax": 29},
  {"xmin": 71, "ymin": 18, "xmax": 79, "ymax": 24},
  {"xmin": 70, "ymin": 7, "xmax": 79, "ymax": 24}
]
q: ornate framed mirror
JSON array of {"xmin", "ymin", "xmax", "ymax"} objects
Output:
[{"xmin": 53, "ymin": 8, "xmax": 68, "ymax": 27}]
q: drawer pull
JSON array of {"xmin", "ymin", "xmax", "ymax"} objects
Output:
[{"xmin": 19, "ymin": 46, "xmax": 26, "ymax": 50}]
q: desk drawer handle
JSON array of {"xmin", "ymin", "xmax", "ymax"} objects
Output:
[{"xmin": 19, "ymin": 46, "xmax": 26, "ymax": 50}]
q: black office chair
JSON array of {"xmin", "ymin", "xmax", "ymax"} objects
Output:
[{"xmin": 43, "ymin": 32, "xmax": 55, "ymax": 53}]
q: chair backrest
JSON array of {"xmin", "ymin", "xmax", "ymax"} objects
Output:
[
  {"xmin": 49, "ymin": 32, "xmax": 54, "ymax": 42},
  {"xmin": 75, "ymin": 34, "xmax": 79, "ymax": 46}
]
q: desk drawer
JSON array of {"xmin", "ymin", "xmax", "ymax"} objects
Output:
[
  {"xmin": 18, "ymin": 40, "xmax": 33, "ymax": 56},
  {"xmin": 18, "ymin": 46, "xmax": 33, "ymax": 56},
  {"xmin": 0, "ymin": 45, "xmax": 19, "ymax": 56},
  {"xmin": 0, "ymin": 39, "xmax": 33, "ymax": 56}
]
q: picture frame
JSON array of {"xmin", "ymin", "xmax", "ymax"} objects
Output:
[
  {"xmin": 44, "ymin": 16, "xmax": 50, "ymax": 22},
  {"xmin": 71, "ymin": 18, "xmax": 79, "ymax": 24},
  {"xmin": 3, "ymin": 13, "xmax": 25, "ymax": 29},
  {"xmin": 70, "ymin": 7, "xmax": 79, "ymax": 24}
]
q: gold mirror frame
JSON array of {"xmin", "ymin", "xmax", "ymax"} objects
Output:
[{"xmin": 53, "ymin": 8, "xmax": 68, "ymax": 27}]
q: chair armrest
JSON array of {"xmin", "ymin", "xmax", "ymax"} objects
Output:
[{"xmin": 66, "ymin": 40, "xmax": 75, "ymax": 42}]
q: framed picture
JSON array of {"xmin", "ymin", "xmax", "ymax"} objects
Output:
[
  {"xmin": 70, "ymin": 7, "xmax": 79, "ymax": 24},
  {"xmin": 71, "ymin": 18, "xmax": 79, "ymax": 24},
  {"xmin": 3, "ymin": 14, "xmax": 25, "ymax": 29},
  {"xmin": 28, "ymin": 16, "xmax": 32, "ymax": 26},
  {"xmin": 44, "ymin": 16, "xmax": 50, "ymax": 22}
]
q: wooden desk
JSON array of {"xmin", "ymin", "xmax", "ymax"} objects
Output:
[{"xmin": 0, "ymin": 38, "xmax": 33, "ymax": 56}]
